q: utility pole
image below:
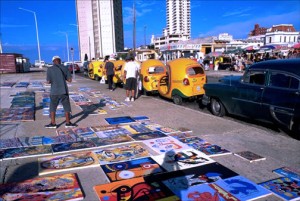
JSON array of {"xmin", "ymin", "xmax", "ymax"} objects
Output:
[
  {"xmin": 144, "ymin": 25, "xmax": 147, "ymax": 47},
  {"xmin": 133, "ymin": 0, "xmax": 136, "ymax": 58}
]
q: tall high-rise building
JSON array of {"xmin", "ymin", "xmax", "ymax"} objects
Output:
[
  {"xmin": 166, "ymin": 0, "xmax": 191, "ymax": 38},
  {"xmin": 76, "ymin": 0, "xmax": 124, "ymax": 60}
]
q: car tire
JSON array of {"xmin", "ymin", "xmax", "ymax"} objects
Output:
[
  {"xmin": 94, "ymin": 74, "xmax": 100, "ymax": 81},
  {"xmin": 172, "ymin": 95, "xmax": 183, "ymax": 105},
  {"xmin": 210, "ymin": 98, "xmax": 225, "ymax": 117}
]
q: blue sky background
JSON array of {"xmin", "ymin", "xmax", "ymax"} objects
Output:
[{"xmin": 1, "ymin": 0, "xmax": 300, "ymax": 63}]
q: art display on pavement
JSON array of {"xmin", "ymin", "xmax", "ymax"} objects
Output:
[
  {"xmin": 0, "ymin": 173, "xmax": 84, "ymax": 201},
  {"xmin": 51, "ymin": 140, "xmax": 96, "ymax": 153},
  {"xmin": 91, "ymin": 134, "xmax": 134, "ymax": 147},
  {"xmin": 101, "ymin": 157, "xmax": 165, "ymax": 182},
  {"xmin": 234, "ymin": 151, "xmax": 266, "ymax": 162},
  {"xmin": 18, "ymin": 136, "xmax": 44, "ymax": 146},
  {"xmin": 93, "ymin": 143, "xmax": 151, "ymax": 165},
  {"xmin": 94, "ymin": 176, "xmax": 179, "ymax": 201},
  {"xmin": 39, "ymin": 151, "xmax": 99, "ymax": 175},
  {"xmin": 3, "ymin": 145, "xmax": 53, "ymax": 160},
  {"xmin": 105, "ymin": 116, "xmax": 136, "ymax": 125},
  {"xmin": 129, "ymin": 131, "xmax": 168, "ymax": 141},
  {"xmin": 272, "ymin": 167, "xmax": 300, "ymax": 182},
  {"xmin": 152, "ymin": 148, "xmax": 215, "ymax": 172},
  {"xmin": 143, "ymin": 137, "xmax": 190, "ymax": 154},
  {"xmin": 0, "ymin": 138, "xmax": 23, "ymax": 149},
  {"xmin": 42, "ymin": 134, "xmax": 78, "ymax": 145}
]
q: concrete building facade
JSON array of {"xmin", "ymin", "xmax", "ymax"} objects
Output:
[
  {"xmin": 265, "ymin": 24, "xmax": 299, "ymax": 46},
  {"xmin": 76, "ymin": 0, "xmax": 124, "ymax": 60}
]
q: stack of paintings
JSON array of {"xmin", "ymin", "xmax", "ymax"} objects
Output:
[{"xmin": 234, "ymin": 151, "xmax": 266, "ymax": 162}]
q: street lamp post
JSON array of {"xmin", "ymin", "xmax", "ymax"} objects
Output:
[
  {"xmin": 70, "ymin": 47, "xmax": 75, "ymax": 80},
  {"xmin": 19, "ymin": 7, "xmax": 42, "ymax": 68},
  {"xmin": 70, "ymin": 24, "xmax": 80, "ymax": 61}
]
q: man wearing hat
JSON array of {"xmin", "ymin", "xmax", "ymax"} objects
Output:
[{"xmin": 45, "ymin": 56, "xmax": 77, "ymax": 128}]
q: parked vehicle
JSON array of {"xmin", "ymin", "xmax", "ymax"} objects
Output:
[
  {"xmin": 157, "ymin": 58, "xmax": 206, "ymax": 105},
  {"xmin": 202, "ymin": 59, "xmax": 300, "ymax": 135},
  {"xmin": 66, "ymin": 63, "xmax": 80, "ymax": 73},
  {"xmin": 140, "ymin": 59, "xmax": 166, "ymax": 95},
  {"xmin": 34, "ymin": 60, "xmax": 45, "ymax": 67},
  {"xmin": 88, "ymin": 60, "xmax": 105, "ymax": 81},
  {"xmin": 112, "ymin": 60, "xmax": 126, "ymax": 85}
]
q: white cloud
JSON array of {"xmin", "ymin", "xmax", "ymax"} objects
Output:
[{"xmin": 222, "ymin": 7, "xmax": 253, "ymax": 17}]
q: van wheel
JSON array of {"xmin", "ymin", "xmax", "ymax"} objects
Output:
[
  {"xmin": 210, "ymin": 98, "xmax": 225, "ymax": 117},
  {"xmin": 172, "ymin": 95, "xmax": 182, "ymax": 105},
  {"xmin": 94, "ymin": 75, "xmax": 100, "ymax": 81}
]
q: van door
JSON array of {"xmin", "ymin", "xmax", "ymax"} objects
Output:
[{"xmin": 262, "ymin": 71, "xmax": 300, "ymax": 129}]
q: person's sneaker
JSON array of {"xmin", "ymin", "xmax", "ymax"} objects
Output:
[
  {"xmin": 45, "ymin": 123, "xmax": 57, "ymax": 129},
  {"xmin": 65, "ymin": 122, "xmax": 78, "ymax": 128},
  {"xmin": 125, "ymin": 97, "xmax": 130, "ymax": 102},
  {"xmin": 131, "ymin": 97, "xmax": 135, "ymax": 102}
]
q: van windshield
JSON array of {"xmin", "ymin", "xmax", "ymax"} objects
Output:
[{"xmin": 187, "ymin": 67, "xmax": 204, "ymax": 76}]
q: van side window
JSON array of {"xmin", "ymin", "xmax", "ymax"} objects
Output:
[
  {"xmin": 187, "ymin": 67, "xmax": 204, "ymax": 76},
  {"xmin": 269, "ymin": 72, "xmax": 299, "ymax": 89},
  {"xmin": 243, "ymin": 70, "xmax": 265, "ymax": 85}
]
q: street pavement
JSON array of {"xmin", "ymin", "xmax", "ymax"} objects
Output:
[{"xmin": 0, "ymin": 68, "xmax": 299, "ymax": 201}]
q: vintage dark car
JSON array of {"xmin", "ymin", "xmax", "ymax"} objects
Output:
[{"xmin": 202, "ymin": 59, "xmax": 300, "ymax": 135}]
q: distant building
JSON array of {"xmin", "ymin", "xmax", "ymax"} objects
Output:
[
  {"xmin": 265, "ymin": 24, "xmax": 299, "ymax": 46},
  {"xmin": 76, "ymin": 0, "xmax": 124, "ymax": 60},
  {"xmin": 218, "ymin": 33, "xmax": 233, "ymax": 41},
  {"xmin": 152, "ymin": 0, "xmax": 191, "ymax": 50},
  {"xmin": 248, "ymin": 24, "xmax": 267, "ymax": 41}
]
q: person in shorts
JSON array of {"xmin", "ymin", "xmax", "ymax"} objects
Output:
[
  {"xmin": 123, "ymin": 56, "xmax": 139, "ymax": 101},
  {"xmin": 45, "ymin": 56, "xmax": 77, "ymax": 128}
]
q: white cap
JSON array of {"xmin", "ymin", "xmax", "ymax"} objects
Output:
[{"xmin": 52, "ymin": 56, "xmax": 60, "ymax": 61}]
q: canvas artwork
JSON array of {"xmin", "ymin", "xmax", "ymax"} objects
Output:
[
  {"xmin": 152, "ymin": 148, "xmax": 215, "ymax": 172},
  {"xmin": 105, "ymin": 116, "xmax": 136, "ymax": 125},
  {"xmin": 198, "ymin": 143, "xmax": 231, "ymax": 157},
  {"xmin": 90, "ymin": 125, "xmax": 120, "ymax": 132},
  {"xmin": 213, "ymin": 175, "xmax": 272, "ymax": 201},
  {"xmin": 147, "ymin": 162, "xmax": 239, "ymax": 189},
  {"xmin": 95, "ymin": 128, "xmax": 132, "ymax": 138},
  {"xmin": 129, "ymin": 131, "xmax": 168, "ymax": 141},
  {"xmin": 18, "ymin": 136, "xmax": 44, "ymax": 146},
  {"xmin": 273, "ymin": 167, "xmax": 300, "ymax": 182},
  {"xmin": 143, "ymin": 137, "xmax": 190, "ymax": 154},
  {"xmin": 42, "ymin": 134, "xmax": 78, "ymax": 145},
  {"xmin": 72, "ymin": 127, "xmax": 97, "ymax": 138},
  {"xmin": 177, "ymin": 136, "xmax": 207, "ymax": 149},
  {"xmin": 94, "ymin": 176, "xmax": 179, "ymax": 201},
  {"xmin": 15, "ymin": 82, "xmax": 30, "ymax": 88},
  {"xmin": 259, "ymin": 177, "xmax": 300, "ymax": 201},
  {"xmin": 101, "ymin": 157, "xmax": 165, "ymax": 182},
  {"xmin": 0, "ymin": 82, "xmax": 16, "ymax": 88},
  {"xmin": 93, "ymin": 143, "xmax": 151, "ymax": 165},
  {"xmin": 169, "ymin": 132, "xmax": 194, "ymax": 140},
  {"xmin": 38, "ymin": 151, "xmax": 99, "ymax": 175},
  {"xmin": 155, "ymin": 126, "xmax": 179, "ymax": 134},
  {"xmin": 56, "ymin": 129, "xmax": 77, "ymax": 136},
  {"xmin": 234, "ymin": 151, "xmax": 266, "ymax": 162},
  {"xmin": 51, "ymin": 140, "xmax": 96, "ymax": 153},
  {"xmin": 0, "ymin": 173, "xmax": 84, "ymax": 201},
  {"xmin": 0, "ymin": 138, "xmax": 23, "ymax": 149},
  {"xmin": 128, "ymin": 124, "xmax": 154, "ymax": 134},
  {"xmin": 3, "ymin": 145, "xmax": 53, "ymax": 160},
  {"xmin": 91, "ymin": 135, "xmax": 134, "ymax": 147}
]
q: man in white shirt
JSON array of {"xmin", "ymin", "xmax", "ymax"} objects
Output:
[{"xmin": 123, "ymin": 56, "xmax": 139, "ymax": 101}]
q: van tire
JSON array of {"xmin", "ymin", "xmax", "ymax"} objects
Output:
[
  {"xmin": 172, "ymin": 95, "xmax": 182, "ymax": 105},
  {"xmin": 210, "ymin": 98, "xmax": 225, "ymax": 117},
  {"xmin": 94, "ymin": 75, "xmax": 100, "ymax": 81}
]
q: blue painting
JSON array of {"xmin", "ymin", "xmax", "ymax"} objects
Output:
[{"xmin": 105, "ymin": 116, "xmax": 136, "ymax": 125}]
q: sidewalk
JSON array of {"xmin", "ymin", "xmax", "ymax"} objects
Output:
[{"xmin": 0, "ymin": 69, "xmax": 299, "ymax": 201}]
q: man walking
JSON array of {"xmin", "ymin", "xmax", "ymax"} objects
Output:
[
  {"xmin": 104, "ymin": 56, "xmax": 115, "ymax": 91},
  {"xmin": 45, "ymin": 56, "xmax": 77, "ymax": 128},
  {"xmin": 123, "ymin": 56, "xmax": 139, "ymax": 101}
]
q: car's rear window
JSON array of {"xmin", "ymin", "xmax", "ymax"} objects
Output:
[
  {"xmin": 148, "ymin": 66, "xmax": 165, "ymax": 74},
  {"xmin": 187, "ymin": 67, "xmax": 204, "ymax": 76},
  {"xmin": 269, "ymin": 72, "xmax": 299, "ymax": 89}
]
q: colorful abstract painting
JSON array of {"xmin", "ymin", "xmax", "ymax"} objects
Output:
[
  {"xmin": 39, "ymin": 151, "xmax": 99, "ymax": 175},
  {"xmin": 101, "ymin": 157, "xmax": 165, "ymax": 182},
  {"xmin": 93, "ymin": 143, "xmax": 151, "ymax": 165},
  {"xmin": 94, "ymin": 176, "xmax": 179, "ymax": 201},
  {"xmin": 129, "ymin": 131, "xmax": 168, "ymax": 141},
  {"xmin": 3, "ymin": 145, "xmax": 53, "ymax": 160},
  {"xmin": 51, "ymin": 140, "xmax": 96, "ymax": 153},
  {"xmin": 105, "ymin": 116, "xmax": 136, "ymax": 125},
  {"xmin": 0, "ymin": 173, "xmax": 84, "ymax": 201},
  {"xmin": 91, "ymin": 135, "xmax": 134, "ymax": 147},
  {"xmin": 152, "ymin": 149, "xmax": 215, "ymax": 172},
  {"xmin": 143, "ymin": 137, "xmax": 190, "ymax": 154}
]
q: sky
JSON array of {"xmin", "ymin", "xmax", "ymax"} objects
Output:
[{"xmin": 1, "ymin": 0, "xmax": 300, "ymax": 63}]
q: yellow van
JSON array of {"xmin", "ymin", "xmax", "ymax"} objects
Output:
[
  {"xmin": 140, "ymin": 59, "xmax": 166, "ymax": 95},
  {"xmin": 157, "ymin": 58, "xmax": 206, "ymax": 104},
  {"xmin": 88, "ymin": 60, "xmax": 105, "ymax": 81},
  {"xmin": 112, "ymin": 60, "xmax": 125, "ymax": 85}
]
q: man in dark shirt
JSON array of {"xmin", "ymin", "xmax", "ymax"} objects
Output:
[
  {"xmin": 104, "ymin": 56, "xmax": 115, "ymax": 91},
  {"xmin": 45, "ymin": 56, "xmax": 77, "ymax": 128}
]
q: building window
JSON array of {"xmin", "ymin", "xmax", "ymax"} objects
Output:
[
  {"xmin": 280, "ymin": 36, "xmax": 282, "ymax": 42},
  {"xmin": 269, "ymin": 37, "xmax": 271, "ymax": 43},
  {"xmin": 284, "ymin": 36, "xmax": 286, "ymax": 42}
]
